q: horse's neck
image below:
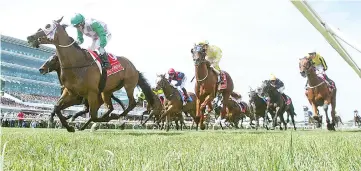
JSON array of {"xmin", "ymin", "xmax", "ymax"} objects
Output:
[
  {"xmin": 162, "ymin": 83, "xmax": 176, "ymax": 98},
  {"xmin": 307, "ymin": 70, "xmax": 322, "ymax": 86},
  {"xmin": 268, "ymin": 90, "xmax": 279, "ymax": 100},
  {"xmin": 195, "ymin": 63, "xmax": 210, "ymax": 80},
  {"xmin": 55, "ymin": 69, "xmax": 62, "ymax": 85},
  {"xmin": 56, "ymin": 35, "xmax": 88, "ymax": 68}
]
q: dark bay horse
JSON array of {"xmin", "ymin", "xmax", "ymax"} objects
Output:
[
  {"xmin": 155, "ymin": 74, "xmax": 197, "ymax": 131},
  {"xmin": 260, "ymin": 80, "xmax": 297, "ymax": 130},
  {"xmin": 39, "ymin": 54, "xmax": 126, "ymax": 123},
  {"xmin": 191, "ymin": 44, "xmax": 234, "ymax": 130},
  {"xmin": 299, "ymin": 57, "xmax": 336, "ymax": 130},
  {"xmin": 248, "ymin": 88, "xmax": 271, "ymax": 129},
  {"xmin": 27, "ymin": 17, "xmax": 154, "ymax": 132}
]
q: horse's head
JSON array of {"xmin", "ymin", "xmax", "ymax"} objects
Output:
[
  {"xmin": 191, "ymin": 43, "xmax": 208, "ymax": 66},
  {"xmin": 27, "ymin": 17, "xmax": 69, "ymax": 48},
  {"xmin": 155, "ymin": 74, "xmax": 168, "ymax": 90},
  {"xmin": 39, "ymin": 55, "xmax": 60, "ymax": 74},
  {"xmin": 299, "ymin": 56, "xmax": 314, "ymax": 78},
  {"xmin": 248, "ymin": 87, "xmax": 259, "ymax": 103}
]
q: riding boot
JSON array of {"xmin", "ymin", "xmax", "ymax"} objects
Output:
[
  {"xmin": 323, "ymin": 74, "xmax": 333, "ymax": 87},
  {"xmin": 181, "ymin": 88, "xmax": 189, "ymax": 102},
  {"xmin": 100, "ymin": 53, "xmax": 111, "ymax": 70}
]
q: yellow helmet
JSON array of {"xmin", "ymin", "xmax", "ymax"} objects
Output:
[
  {"xmin": 198, "ymin": 40, "xmax": 209, "ymax": 45},
  {"xmin": 270, "ymin": 74, "xmax": 276, "ymax": 81}
]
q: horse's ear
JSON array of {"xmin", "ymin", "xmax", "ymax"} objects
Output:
[
  {"xmin": 191, "ymin": 48, "xmax": 193, "ymax": 54},
  {"xmin": 56, "ymin": 16, "xmax": 64, "ymax": 23}
]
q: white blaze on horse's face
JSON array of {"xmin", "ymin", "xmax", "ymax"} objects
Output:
[{"xmin": 42, "ymin": 22, "xmax": 58, "ymax": 40}]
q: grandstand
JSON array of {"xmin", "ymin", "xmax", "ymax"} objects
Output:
[{"xmin": 0, "ymin": 35, "xmax": 135, "ymax": 116}]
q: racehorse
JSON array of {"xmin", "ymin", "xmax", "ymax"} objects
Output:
[
  {"xmin": 299, "ymin": 57, "xmax": 337, "ymax": 131},
  {"xmin": 136, "ymin": 92, "xmax": 164, "ymax": 126},
  {"xmin": 248, "ymin": 88, "xmax": 271, "ymax": 129},
  {"xmin": 260, "ymin": 80, "xmax": 297, "ymax": 130},
  {"xmin": 39, "ymin": 54, "xmax": 126, "ymax": 124},
  {"xmin": 191, "ymin": 44, "xmax": 234, "ymax": 130},
  {"xmin": 355, "ymin": 115, "xmax": 361, "ymax": 127},
  {"xmin": 334, "ymin": 115, "xmax": 343, "ymax": 127},
  {"xmin": 228, "ymin": 92, "xmax": 255, "ymax": 128},
  {"xmin": 155, "ymin": 74, "xmax": 197, "ymax": 131},
  {"xmin": 27, "ymin": 17, "xmax": 155, "ymax": 132}
]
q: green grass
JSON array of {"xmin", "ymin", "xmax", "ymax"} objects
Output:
[{"xmin": 1, "ymin": 128, "xmax": 361, "ymax": 171}]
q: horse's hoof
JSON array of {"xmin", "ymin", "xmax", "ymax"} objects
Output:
[
  {"xmin": 200, "ymin": 124, "xmax": 206, "ymax": 130},
  {"xmin": 67, "ymin": 126, "xmax": 75, "ymax": 132},
  {"xmin": 90, "ymin": 123, "xmax": 99, "ymax": 132}
]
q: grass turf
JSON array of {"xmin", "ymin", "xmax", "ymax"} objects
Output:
[{"xmin": 1, "ymin": 128, "xmax": 361, "ymax": 171}]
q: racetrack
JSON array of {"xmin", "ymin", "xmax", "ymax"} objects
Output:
[{"xmin": 2, "ymin": 128, "xmax": 361, "ymax": 171}]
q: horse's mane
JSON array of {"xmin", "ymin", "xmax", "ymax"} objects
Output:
[
  {"xmin": 59, "ymin": 24, "xmax": 83, "ymax": 51},
  {"xmin": 68, "ymin": 36, "xmax": 82, "ymax": 50}
]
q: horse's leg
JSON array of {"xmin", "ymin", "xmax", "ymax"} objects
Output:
[
  {"xmin": 330, "ymin": 91, "xmax": 337, "ymax": 130},
  {"xmin": 70, "ymin": 99, "xmax": 89, "ymax": 122},
  {"xmin": 195, "ymin": 97, "xmax": 203, "ymax": 131},
  {"xmin": 54, "ymin": 92, "xmax": 82, "ymax": 132},
  {"xmin": 220, "ymin": 93, "xmax": 230, "ymax": 120},
  {"xmin": 117, "ymin": 84, "xmax": 137, "ymax": 118},
  {"xmin": 272, "ymin": 107, "xmax": 279, "ymax": 130},
  {"xmin": 289, "ymin": 110, "xmax": 297, "ymax": 130},
  {"xmin": 79, "ymin": 92, "xmax": 102, "ymax": 131},
  {"xmin": 279, "ymin": 110, "xmax": 287, "ymax": 131}
]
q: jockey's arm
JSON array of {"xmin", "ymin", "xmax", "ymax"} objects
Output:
[
  {"xmin": 174, "ymin": 80, "xmax": 182, "ymax": 86},
  {"xmin": 77, "ymin": 30, "xmax": 84, "ymax": 44},
  {"xmin": 91, "ymin": 22, "xmax": 107, "ymax": 48},
  {"xmin": 319, "ymin": 56, "xmax": 328, "ymax": 71}
]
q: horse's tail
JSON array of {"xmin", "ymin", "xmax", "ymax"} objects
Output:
[{"xmin": 137, "ymin": 72, "xmax": 155, "ymax": 107}]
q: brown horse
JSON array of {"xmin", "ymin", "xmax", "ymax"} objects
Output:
[
  {"xmin": 155, "ymin": 74, "xmax": 197, "ymax": 131},
  {"xmin": 39, "ymin": 54, "xmax": 126, "ymax": 123},
  {"xmin": 299, "ymin": 57, "xmax": 337, "ymax": 130},
  {"xmin": 27, "ymin": 17, "xmax": 154, "ymax": 132},
  {"xmin": 137, "ymin": 91, "xmax": 164, "ymax": 126},
  {"xmin": 191, "ymin": 44, "xmax": 234, "ymax": 130}
]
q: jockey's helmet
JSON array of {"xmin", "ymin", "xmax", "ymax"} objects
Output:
[
  {"xmin": 308, "ymin": 49, "xmax": 317, "ymax": 55},
  {"xmin": 71, "ymin": 13, "xmax": 85, "ymax": 27},
  {"xmin": 270, "ymin": 74, "xmax": 276, "ymax": 81},
  {"xmin": 198, "ymin": 40, "xmax": 209, "ymax": 45},
  {"xmin": 168, "ymin": 68, "xmax": 176, "ymax": 75}
]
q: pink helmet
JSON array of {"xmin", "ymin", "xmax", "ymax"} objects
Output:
[{"xmin": 168, "ymin": 68, "xmax": 175, "ymax": 75}]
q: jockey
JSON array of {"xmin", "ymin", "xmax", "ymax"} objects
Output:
[
  {"xmin": 197, "ymin": 40, "xmax": 223, "ymax": 83},
  {"xmin": 152, "ymin": 88, "xmax": 165, "ymax": 104},
  {"xmin": 307, "ymin": 50, "xmax": 333, "ymax": 87},
  {"xmin": 269, "ymin": 74, "xmax": 287, "ymax": 100},
  {"xmin": 354, "ymin": 110, "xmax": 359, "ymax": 117},
  {"xmin": 70, "ymin": 13, "xmax": 111, "ymax": 69},
  {"xmin": 168, "ymin": 68, "xmax": 190, "ymax": 102}
]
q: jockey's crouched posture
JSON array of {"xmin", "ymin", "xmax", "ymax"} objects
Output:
[
  {"xmin": 197, "ymin": 41, "xmax": 224, "ymax": 83},
  {"xmin": 168, "ymin": 68, "xmax": 190, "ymax": 103},
  {"xmin": 269, "ymin": 74, "xmax": 288, "ymax": 101},
  {"xmin": 306, "ymin": 51, "xmax": 333, "ymax": 88},
  {"xmin": 71, "ymin": 13, "xmax": 111, "ymax": 69}
]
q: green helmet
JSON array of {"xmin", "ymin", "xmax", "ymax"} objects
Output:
[{"xmin": 70, "ymin": 13, "xmax": 85, "ymax": 26}]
